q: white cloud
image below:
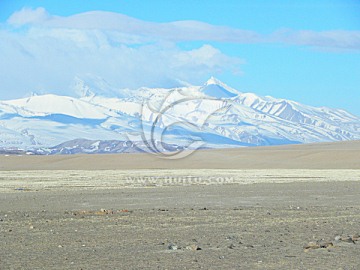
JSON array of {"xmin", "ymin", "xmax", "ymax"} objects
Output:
[
  {"xmin": 7, "ymin": 7, "xmax": 360, "ymax": 49},
  {"xmin": 7, "ymin": 7, "xmax": 51, "ymax": 26},
  {"xmin": 1, "ymin": 7, "xmax": 359, "ymax": 99},
  {"xmin": 272, "ymin": 29, "xmax": 360, "ymax": 50},
  {"xmin": 0, "ymin": 19, "xmax": 241, "ymax": 99},
  {"xmin": 7, "ymin": 8, "xmax": 261, "ymax": 44}
]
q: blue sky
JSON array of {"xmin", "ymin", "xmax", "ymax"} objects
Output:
[{"xmin": 0, "ymin": 0, "xmax": 360, "ymax": 115}]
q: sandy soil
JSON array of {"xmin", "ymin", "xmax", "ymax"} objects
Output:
[
  {"xmin": 0, "ymin": 140, "xmax": 360, "ymax": 170},
  {"xmin": 0, "ymin": 169, "xmax": 359, "ymax": 192},
  {"xmin": 1, "ymin": 141, "xmax": 360, "ymax": 269}
]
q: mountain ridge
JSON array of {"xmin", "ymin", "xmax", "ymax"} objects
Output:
[{"xmin": 0, "ymin": 77, "xmax": 359, "ymax": 154}]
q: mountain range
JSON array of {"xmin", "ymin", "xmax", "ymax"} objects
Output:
[{"xmin": 0, "ymin": 76, "xmax": 359, "ymax": 155}]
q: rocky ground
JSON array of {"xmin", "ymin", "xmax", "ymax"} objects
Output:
[{"xmin": 1, "ymin": 180, "xmax": 360, "ymax": 269}]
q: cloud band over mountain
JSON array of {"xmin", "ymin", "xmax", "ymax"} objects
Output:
[
  {"xmin": 7, "ymin": 7, "xmax": 360, "ymax": 49},
  {"xmin": 1, "ymin": 7, "xmax": 359, "ymax": 100}
]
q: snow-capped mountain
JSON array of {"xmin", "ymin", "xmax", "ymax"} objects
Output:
[
  {"xmin": 200, "ymin": 76, "xmax": 239, "ymax": 98},
  {"xmin": 0, "ymin": 77, "xmax": 359, "ymax": 154},
  {"xmin": 71, "ymin": 74, "xmax": 132, "ymax": 98}
]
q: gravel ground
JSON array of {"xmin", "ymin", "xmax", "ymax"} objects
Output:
[{"xmin": 1, "ymin": 179, "xmax": 360, "ymax": 269}]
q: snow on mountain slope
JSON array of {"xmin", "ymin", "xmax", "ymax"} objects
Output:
[
  {"xmin": 0, "ymin": 125, "xmax": 33, "ymax": 147},
  {"xmin": 236, "ymin": 92, "xmax": 360, "ymax": 141},
  {"xmin": 82, "ymin": 95, "xmax": 142, "ymax": 116},
  {"xmin": 3, "ymin": 94, "xmax": 117, "ymax": 119},
  {"xmin": 0, "ymin": 95, "xmax": 129, "ymax": 148},
  {"xmin": 0, "ymin": 77, "xmax": 359, "ymax": 153},
  {"xmin": 1, "ymin": 115, "xmax": 128, "ymax": 148},
  {"xmin": 83, "ymin": 79, "xmax": 360, "ymax": 146}
]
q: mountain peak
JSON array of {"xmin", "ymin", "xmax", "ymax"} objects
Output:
[
  {"xmin": 201, "ymin": 76, "xmax": 240, "ymax": 98},
  {"xmin": 205, "ymin": 76, "xmax": 224, "ymax": 86},
  {"xmin": 71, "ymin": 75, "xmax": 127, "ymax": 98},
  {"xmin": 72, "ymin": 76, "xmax": 94, "ymax": 98}
]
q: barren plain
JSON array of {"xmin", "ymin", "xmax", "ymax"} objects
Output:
[{"xmin": 1, "ymin": 141, "xmax": 360, "ymax": 269}]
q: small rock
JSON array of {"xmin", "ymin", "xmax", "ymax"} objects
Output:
[
  {"xmin": 334, "ymin": 235, "xmax": 342, "ymax": 242},
  {"xmin": 168, "ymin": 244, "xmax": 178, "ymax": 250},
  {"xmin": 319, "ymin": 242, "xmax": 333, "ymax": 249},
  {"xmin": 342, "ymin": 237, "xmax": 355, "ymax": 244},
  {"xmin": 186, "ymin": 244, "xmax": 201, "ymax": 251},
  {"xmin": 58, "ymin": 245, "xmax": 63, "ymax": 248},
  {"xmin": 98, "ymin": 209, "xmax": 114, "ymax": 215},
  {"xmin": 29, "ymin": 225, "xmax": 34, "ymax": 230},
  {"xmin": 304, "ymin": 240, "xmax": 334, "ymax": 252},
  {"xmin": 226, "ymin": 235, "xmax": 237, "ymax": 241},
  {"xmin": 304, "ymin": 242, "xmax": 319, "ymax": 251},
  {"xmin": 351, "ymin": 234, "xmax": 360, "ymax": 241}
]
